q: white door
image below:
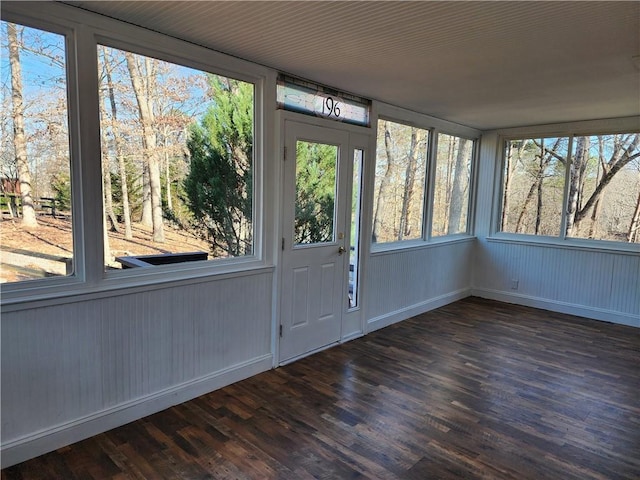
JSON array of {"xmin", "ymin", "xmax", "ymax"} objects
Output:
[{"xmin": 279, "ymin": 120, "xmax": 350, "ymax": 363}]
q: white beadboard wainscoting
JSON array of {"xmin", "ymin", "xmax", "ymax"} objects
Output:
[
  {"xmin": 1, "ymin": 269, "xmax": 274, "ymax": 467},
  {"xmin": 365, "ymin": 239, "xmax": 474, "ymax": 332},
  {"xmin": 473, "ymin": 240, "xmax": 640, "ymax": 327}
]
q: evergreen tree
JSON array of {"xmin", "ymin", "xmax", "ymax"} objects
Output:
[
  {"xmin": 183, "ymin": 76, "xmax": 253, "ymax": 257},
  {"xmin": 294, "ymin": 141, "xmax": 336, "ymax": 243}
]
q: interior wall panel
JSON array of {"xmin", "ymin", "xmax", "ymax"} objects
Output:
[
  {"xmin": 1, "ymin": 271, "xmax": 273, "ymax": 449},
  {"xmin": 474, "ymin": 241, "xmax": 639, "ymax": 325},
  {"xmin": 365, "ymin": 240, "xmax": 474, "ymax": 324}
]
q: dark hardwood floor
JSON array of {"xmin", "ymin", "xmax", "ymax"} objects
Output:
[{"xmin": 3, "ymin": 297, "xmax": 639, "ymax": 479}]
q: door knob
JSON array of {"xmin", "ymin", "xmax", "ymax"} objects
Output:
[{"xmin": 338, "ymin": 246, "xmax": 345, "ymax": 255}]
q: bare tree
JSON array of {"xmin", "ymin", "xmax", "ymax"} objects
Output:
[
  {"xmin": 566, "ymin": 133, "xmax": 640, "ymax": 237},
  {"xmin": 372, "ymin": 121, "xmax": 394, "ymax": 242},
  {"xmin": 125, "ymin": 52, "xmax": 164, "ymax": 242},
  {"xmin": 399, "ymin": 128, "xmax": 419, "ymax": 239},
  {"xmin": 7, "ymin": 23, "xmax": 37, "ymax": 227},
  {"xmin": 627, "ymin": 188, "xmax": 640, "ymax": 243},
  {"xmin": 447, "ymin": 138, "xmax": 472, "ymax": 234},
  {"xmin": 101, "ymin": 47, "xmax": 132, "ymax": 239}
]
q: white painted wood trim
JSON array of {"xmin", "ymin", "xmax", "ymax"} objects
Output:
[
  {"xmin": 367, "ymin": 288, "xmax": 471, "ymax": 333},
  {"xmin": 0, "ymin": 354, "xmax": 273, "ymax": 469},
  {"xmin": 472, "ymin": 288, "xmax": 640, "ymax": 328}
]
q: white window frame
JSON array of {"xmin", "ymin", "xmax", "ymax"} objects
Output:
[
  {"xmin": 427, "ymin": 130, "xmax": 478, "ymax": 241},
  {"xmin": 492, "ymin": 118, "xmax": 640, "ymax": 254},
  {"xmin": 1, "ymin": 2, "xmax": 273, "ymax": 305},
  {"xmin": 371, "ymin": 103, "xmax": 480, "ymax": 253}
]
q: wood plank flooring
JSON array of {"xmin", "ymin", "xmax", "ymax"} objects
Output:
[{"xmin": 3, "ymin": 297, "xmax": 639, "ymax": 479}]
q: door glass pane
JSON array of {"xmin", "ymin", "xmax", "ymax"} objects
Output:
[
  {"xmin": 294, "ymin": 140, "xmax": 337, "ymax": 244},
  {"xmin": 349, "ymin": 149, "xmax": 364, "ymax": 309}
]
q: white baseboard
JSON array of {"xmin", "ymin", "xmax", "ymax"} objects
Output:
[
  {"xmin": 471, "ymin": 288, "xmax": 640, "ymax": 328},
  {"xmin": 1, "ymin": 354, "xmax": 273, "ymax": 468},
  {"xmin": 367, "ymin": 288, "xmax": 471, "ymax": 333}
]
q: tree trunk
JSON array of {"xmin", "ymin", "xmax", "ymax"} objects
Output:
[
  {"xmin": 442, "ymin": 136, "xmax": 455, "ymax": 232},
  {"xmin": 565, "ymin": 136, "xmax": 589, "ymax": 236},
  {"xmin": 515, "ymin": 179, "xmax": 538, "ymax": 233},
  {"xmin": 372, "ymin": 122, "xmax": 394, "ymax": 242},
  {"xmin": 125, "ymin": 52, "xmax": 164, "ymax": 242},
  {"xmin": 99, "ymin": 101, "xmax": 120, "ymax": 233},
  {"xmin": 627, "ymin": 187, "xmax": 640, "ymax": 243},
  {"xmin": 448, "ymin": 138, "xmax": 471, "ymax": 234},
  {"xmin": 535, "ymin": 164, "xmax": 543, "ymax": 235},
  {"xmin": 7, "ymin": 23, "xmax": 38, "ymax": 227},
  {"xmin": 399, "ymin": 128, "xmax": 418, "ymax": 239},
  {"xmin": 164, "ymin": 138, "xmax": 173, "ymax": 211},
  {"xmin": 104, "ymin": 48, "xmax": 133, "ymax": 239},
  {"xmin": 140, "ymin": 162, "xmax": 152, "ymax": 226}
]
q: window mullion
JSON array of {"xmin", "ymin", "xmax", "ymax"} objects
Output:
[
  {"xmin": 424, "ymin": 128, "xmax": 438, "ymax": 241},
  {"xmin": 75, "ymin": 25, "xmax": 104, "ymax": 285}
]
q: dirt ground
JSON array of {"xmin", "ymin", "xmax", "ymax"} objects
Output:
[{"xmin": 0, "ymin": 214, "xmax": 211, "ymax": 283}]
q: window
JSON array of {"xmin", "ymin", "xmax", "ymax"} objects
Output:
[
  {"xmin": 567, "ymin": 134, "xmax": 640, "ymax": 242},
  {"xmin": 0, "ymin": 20, "xmax": 73, "ymax": 283},
  {"xmin": 500, "ymin": 132, "xmax": 640, "ymax": 244},
  {"xmin": 97, "ymin": 45, "xmax": 255, "ymax": 271},
  {"xmin": 372, "ymin": 119, "xmax": 476, "ymax": 246},
  {"xmin": 431, "ymin": 133, "xmax": 473, "ymax": 237},
  {"xmin": 372, "ymin": 119, "xmax": 428, "ymax": 244},
  {"xmin": 1, "ymin": 5, "xmax": 265, "ymax": 299},
  {"xmin": 501, "ymin": 137, "xmax": 567, "ymax": 236}
]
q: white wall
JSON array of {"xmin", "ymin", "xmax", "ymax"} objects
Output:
[
  {"xmin": 1, "ymin": 270, "xmax": 274, "ymax": 467},
  {"xmin": 365, "ymin": 240, "xmax": 474, "ymax": 332},
  {"xmin": 473, "ymin": 121, "xmax": 640, "ymax": 327}
]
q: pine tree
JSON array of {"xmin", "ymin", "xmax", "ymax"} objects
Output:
[{"xmin": 183, "ymin": 76, "xmax": 253, "ymax": 257}]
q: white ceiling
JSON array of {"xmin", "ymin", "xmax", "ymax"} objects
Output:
[{"xmin": 67, "ymin": 1, "xmax": 639, "ymax": 130}]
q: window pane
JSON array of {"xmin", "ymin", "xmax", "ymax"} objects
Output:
[
  {"xmin": 0, "ymin": 21, "xmax": 73, "ymax": 283},
  {"xmin": 349, "ymin": 148, "xmax": 363, "ymax": 309},
  {"xmin": 567, "ymin": 133, "xmax": 640, "ymax": 243},
  {"xmin": 432, "ymin": 133, "xmax": 473, "ymax": 236},
  {"xmin": 97, "ymin": 45, "xmax": 254, "ymax": 270},
  {"xmin": 501, "ymin": 138, "xmax": 567, "ymax": 236},
  {"xmin": 372, "ymin": 120, "xmax": 428, "ymax": 243},
  {"xmin": 294, "ymin": 140, "xmax": 337, "ymax": 245}
]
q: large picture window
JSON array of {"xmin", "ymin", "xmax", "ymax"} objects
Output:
[
  {"xmin": 1, "ymin": 7, "xmax": 264, "ymax": 298},
  {"xmin": 500, "ymin": 132, "xmax": 640, "ymax": 243},
  {"xmin": 0, "ymin": 20, "xmax": 73, "ymax": 283},
  {"xmin": 97, "ymin": 45, "xmax": 254, "ymax": 271}
]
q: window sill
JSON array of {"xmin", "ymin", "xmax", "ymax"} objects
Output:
[
  {"xmin": 371, "ymin": 235, "xmax": 475, "ymax": 256},
  {"xmin": 1, "ymin": 260, "xmax": 274, "ymax": 312},
  {"xmin": 485, "ymin": 234, "xmax": 640, "ymax": 256}
]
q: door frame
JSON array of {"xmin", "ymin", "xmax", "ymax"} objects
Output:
[{"xmin": 274, "ymin": 110, "xmax": 373, "ymax": 365}]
